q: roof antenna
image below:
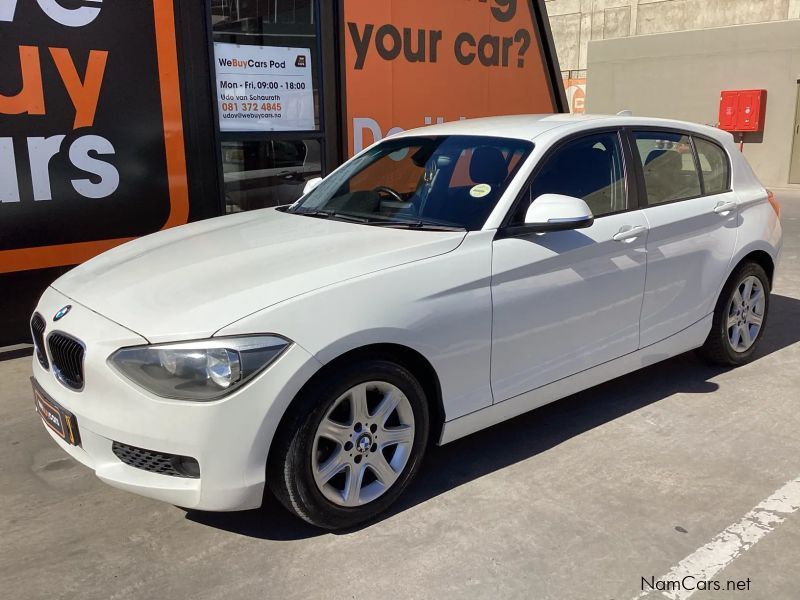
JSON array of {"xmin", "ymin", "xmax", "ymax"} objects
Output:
[{"xmin": 617, "ymin": 110, "xmax": 633, "ymax": 116}]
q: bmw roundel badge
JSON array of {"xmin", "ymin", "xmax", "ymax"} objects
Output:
[{"xmin": 53, "ymin": 305, "xmax": 72, "ymax": 321}]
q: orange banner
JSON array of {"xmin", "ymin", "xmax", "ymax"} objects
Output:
[
  {"xmin": 564, "ymin": 77, "xmax": 586, "ymax": 114},
  {"xmin": 343, "ymin": 0, "xmax": 559, "ymax": 156}
]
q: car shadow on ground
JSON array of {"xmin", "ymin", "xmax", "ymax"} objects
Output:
[{"xmin": 186, "ymin": 293, "xmax": 800, "ymax": 540}]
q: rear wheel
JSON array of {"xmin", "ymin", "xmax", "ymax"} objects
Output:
[
  {"xmin": 698, "ymin": 261, "xmax": 770, "ymax": 366},
  {"xmin": 267, "ymin": 359, "xmax": 429, "ymax": 530}
]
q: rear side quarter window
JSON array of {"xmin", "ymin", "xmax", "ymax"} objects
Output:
[{"xmin": 693, "ymin": 137, "xmax": 731, "ymax": 195}]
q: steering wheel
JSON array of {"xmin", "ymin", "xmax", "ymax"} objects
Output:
[{"xmin": 373, "ymin": 185, "xmax": 405, "ymax": 203}]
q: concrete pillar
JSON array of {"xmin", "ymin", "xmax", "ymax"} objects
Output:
[{"xmin": 578, "ymin": 0, "xmax": 594, "ymax": 70}]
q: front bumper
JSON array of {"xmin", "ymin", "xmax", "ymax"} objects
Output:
[{"xmin": 31, "ymin": 286, "xmax": 322, "ymax": 511}]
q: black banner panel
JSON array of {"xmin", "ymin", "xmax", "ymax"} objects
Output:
[{"xmin": 0, "ymin": 0, "xmax": 189, "ymax": 274}]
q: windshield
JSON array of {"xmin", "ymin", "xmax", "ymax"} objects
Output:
[{"xmin": 288, "ymin": 135, "xmax": 533, "ymax": 230}]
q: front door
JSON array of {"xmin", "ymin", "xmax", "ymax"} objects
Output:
[
  {"xmin": 631, "ymin": 130, "xmax": 739, "ymax": 347},
  {"xmin": 490, "ymin": 130, "xmax": 648, "ymax": 403}
]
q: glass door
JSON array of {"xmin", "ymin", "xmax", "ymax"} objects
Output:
[{"xmin": 211, "ymin": 0, "xmax": 325, "ymax": 212}]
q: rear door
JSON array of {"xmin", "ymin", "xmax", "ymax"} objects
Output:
[
  {"xmin": 631, "ymin": 130, "xmax": 739, "ymax": 347},
  {"xmin": 490, "ymin": 129, "xmax": 649, "ymax": 402}
]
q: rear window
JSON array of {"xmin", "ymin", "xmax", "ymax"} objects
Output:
[{"xmin": 634, "ymin": 132, "xmax": 701, "ymax": 205}]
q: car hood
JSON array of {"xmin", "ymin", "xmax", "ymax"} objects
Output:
[{"xmin": 52, "ymin": 209, "xmax": 466, "ymax": 342}]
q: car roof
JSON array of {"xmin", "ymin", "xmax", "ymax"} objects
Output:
[{"xmin": 393, "ymin": 114, "xmax": 730, "ymax": 144}]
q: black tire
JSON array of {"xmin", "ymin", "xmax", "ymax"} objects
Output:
[
  {"xmin": 697, "ymin": 261, "xmax": 770, "ymax": 366},
  {"xmin": 267, "ymin": 358, "xmax": 430, "ymax": 530}
]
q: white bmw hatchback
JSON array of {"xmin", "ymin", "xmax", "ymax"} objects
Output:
[{"xmin": 31, "ymin": 115, "xmax": 782, "ymax": 529}]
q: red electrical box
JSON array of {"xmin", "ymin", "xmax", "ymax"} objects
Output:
[{"xmin": 718, "ymin": 89, "xmax": 767, "ymax": 132}]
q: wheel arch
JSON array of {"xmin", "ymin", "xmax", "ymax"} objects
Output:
[
  {"xmin": 724, "ymin": 243, "xmax": 776, "ymax": 291},
  {"xmin": 700, "ymin": 243, "xmax": 776, "ymax": 346},
  {"xmin": 268, "ymin": 342, "xmax": 446, "ymax": 464},
  {"xmin": 698, "ymin": 247, "xmax": 774, "ymax": 366},
  {"xmin": 738, "ymin": 249, "xmax": 775, "ymax": 287}
]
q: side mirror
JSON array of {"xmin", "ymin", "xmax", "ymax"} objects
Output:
[
  {"xmin": 522, "ymin": 193, "xmax": 594, "ymax": 232},
  {"xmin": 303, "ymin": 177, "xmax": 323, "ymax": 195}
]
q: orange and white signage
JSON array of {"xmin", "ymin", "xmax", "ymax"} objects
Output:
[
  {"xmin": 342, "ymin": 0, "xmax": 562, "ymax": 155},
  {"xmin": 564, "ymin": 77, "xmax": 586, "ymax": 114},
  {"xmin": 0, "ymin": 0, "xmax": 188, "ymax": 274}
]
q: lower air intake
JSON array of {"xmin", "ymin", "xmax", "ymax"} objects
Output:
[{"xmin": 112, "ymin": 441, "xmax": 200, "ymax": 479}]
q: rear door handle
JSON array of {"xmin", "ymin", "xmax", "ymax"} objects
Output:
[
  {"xmin": 713, "ymin": 201, "xmax": 737, "ymax": 215},
  {"xmin": 613, "ymin": 225, "xmax": 647, "ymax": 242}
]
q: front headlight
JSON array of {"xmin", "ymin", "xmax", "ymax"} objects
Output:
[{"xmin": 109, "ymin": 335, "xmax": 290, "ymax": 401}]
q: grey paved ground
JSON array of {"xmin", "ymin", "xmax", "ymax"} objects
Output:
[{"xmin": 2, "ymin": 191, "xmax": 799, "ymax": 600}]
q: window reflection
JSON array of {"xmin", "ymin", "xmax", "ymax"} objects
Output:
[
  {"xmin": 212, "ymin": 0, "xmax": 314, "ymax": 26},
  {"xmin": 222, "ymin": 139, "xmax": 322, "ymax": 212}
]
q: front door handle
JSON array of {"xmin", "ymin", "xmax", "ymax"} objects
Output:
[
  {"xmin": 613, "ymin": 225, "xmax": 647, "ymax": 242},
  {"xmin": 713, "ymin": 201, "xmax": 737, "ymax": 215}
]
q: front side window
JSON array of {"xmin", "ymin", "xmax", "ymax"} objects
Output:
[
  {"xmin": 694, "ymin": 138, "xmax": 730, "ymax": 195},
  {"xmin": 635, "ymin": 132, "xmax": 701, "ymax": 205},
  {"xmin": 290, "ymin": 135, "xmax": 533, "ymax": 230},
  {"xmin": 512, "ymin": 131, "xmax": 626, "ymax": 224}
]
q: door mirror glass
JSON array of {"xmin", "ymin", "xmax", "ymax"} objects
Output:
[
  {"xmin": 303, "ymin": 177, "xmax": 323, "ymax": 195},
  {"xmin": 524, "ymin": 193, "xmax": 594, "ymax": 231}
]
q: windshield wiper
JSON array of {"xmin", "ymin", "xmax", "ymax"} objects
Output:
[
  {"xmin": 367, "ymin": 219, "xmax": 466, "ymax": 232},
  {"xmin": 294, "ymin": 209, "xmax": 371, "ymax": 223},
  {"xmin": 294, "ymin": 209, "xmax": 464, "ymax": 231}
]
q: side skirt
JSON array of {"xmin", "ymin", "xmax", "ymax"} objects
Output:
[{"xmin": 438, "ymin": 314, "xmax": 713, "ymax": 445}]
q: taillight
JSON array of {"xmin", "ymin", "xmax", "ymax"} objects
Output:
[{"xmin": 766, "ymin": 189, "xmax": 781, "ymax": 219}]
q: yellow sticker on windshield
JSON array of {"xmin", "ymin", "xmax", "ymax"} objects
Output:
[{"xmin": 470, "ymin": 183, "xmax": 492, "ymax": 198}]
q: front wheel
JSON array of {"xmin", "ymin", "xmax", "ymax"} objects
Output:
[
  {"xmin": 267, "ymin": 359, "xmax": 430, "ymax": 530},
  {"xmin": 698, "ymin": 261, "xmax": 770, "ymax": 366}
]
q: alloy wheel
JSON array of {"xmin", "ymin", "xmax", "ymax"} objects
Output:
[
  {"xmin": 312, "ymin": 381, "xmax": 415, "ymax": 507},
  {"xmin": 726, "ymin": 275, "xmax": 765, "ymax": 353}
]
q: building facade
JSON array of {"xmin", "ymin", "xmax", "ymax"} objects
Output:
[
  {"xmin": 548, "ymin": 0, "xmax": 800, "ymax": 116},
  {"xmin": 586, "ymin": 19, "xmax": 800, "ymax": 186},
  {"xmin": 548, "ymin": 0, "xmax": 800, "ymax": 74},
  {"xmin": 547, "ymin": 0, "xmax": 800, "ymax": 186}
]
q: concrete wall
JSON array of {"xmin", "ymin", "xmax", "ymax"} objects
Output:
[
  {"xmin": 585, "ymin": 20, "xmax": 800, "ymax": 186},
  {"xmin": 547, "ymin": 0, "xmax": 800, "ymax": 72}
]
